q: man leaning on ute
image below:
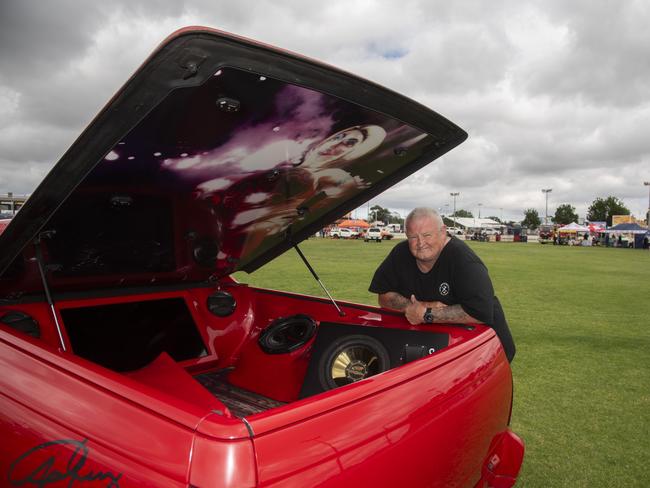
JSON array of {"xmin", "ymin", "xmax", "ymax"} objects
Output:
[{"xmin": 369, "ymin": 207, "xmax": 516, "ymax": 362}]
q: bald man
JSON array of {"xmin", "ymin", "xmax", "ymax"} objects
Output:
[{"xmin": 369, "ymin": 207, "xmax": 515, "ymax": 362}]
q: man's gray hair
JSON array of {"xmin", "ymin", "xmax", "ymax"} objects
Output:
[{"xmin": 405, "ymin": 207, "xmax": 444, "ymax": 230}]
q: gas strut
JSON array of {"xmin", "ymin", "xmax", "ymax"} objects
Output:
[
  {"xmin": 33, "ymin": 232, "xmax": 67, "ymax": 351},
  {"xmin": 293, "ymin": 244, "xmax": 345, "ymax": 317}
]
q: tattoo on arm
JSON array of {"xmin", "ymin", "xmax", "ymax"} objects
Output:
[
  {"xmin": 378, "ymin": 292, "xmax": 410, "ymax": 311},
  {"xmin": 432, "ymin": 304, "xmax": 483, "ymax": 324}
]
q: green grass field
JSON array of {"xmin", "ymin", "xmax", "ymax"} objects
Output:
[{"xmin": 235, "ymin": 238, "xmax": 650, "ymax": 487}]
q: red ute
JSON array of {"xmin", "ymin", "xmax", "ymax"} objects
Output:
[
  {"xmin": 0, "ymin": 219, "xmax": 11, "ymax": 235},
  {"xmin": 0, "ymin": 27, "xmax": 523, "ymax": 487}
]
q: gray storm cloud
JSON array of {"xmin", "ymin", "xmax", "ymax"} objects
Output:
[{"xmin": 1, "ymin": 0, "xmax": 649, "ymax": 220}]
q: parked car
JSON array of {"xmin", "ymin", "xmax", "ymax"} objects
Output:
[
  {"xmin": 446, "ymin": 226, "xmax": 463, "ymax": 235},
  {"xmin": 0, "ymin": 27, "xmax": 523, "ymax": 487},
  {"xmin": 380, "ymin": 228, "xmax": 394, "ymax": 240},
  {"xmin": 329, "ymin": 227, "xmax": 342, "ymax": 238},
  {"xmin": 331, "ymin": 227, "xmax": 357, "ymax": 239},
  {"xmin": 365, "ymin": 227, "xmax": 382, "ymax": 242}
]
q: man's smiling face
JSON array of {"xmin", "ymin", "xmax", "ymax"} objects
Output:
[{"xmin": 406, "ymin": 215, "xmax": 448, "ymax": 265}]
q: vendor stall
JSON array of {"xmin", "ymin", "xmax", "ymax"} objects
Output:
[
  {"xmin": 557, "ymin": 222, "xmax": 590, "ymax": 245},
  {"xmin": 606, "ymin": 222, "xmax": 649, "ymax": 248}
]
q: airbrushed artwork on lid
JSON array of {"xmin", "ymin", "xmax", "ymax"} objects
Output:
[{"xmin": 92, "ymin": 67, "xmax": 431, "ymax": 269}]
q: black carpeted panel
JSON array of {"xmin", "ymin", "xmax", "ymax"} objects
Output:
[{"xmin": 299, "ymin": 322, "xmax": 449, "ymax": 398}]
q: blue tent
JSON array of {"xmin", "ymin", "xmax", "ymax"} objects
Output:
[
  {"xmin": 607, "ymin": 222, "xmax": 648, "ymax": 233},
  {"xmin": 607, "ymin": 222, "xmax": 649, "ymax": 248}
]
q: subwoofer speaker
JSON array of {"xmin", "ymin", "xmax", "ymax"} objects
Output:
[
  {"xmin": 300, "ymin": 322, "xmax": 449, "ymax": 398},
  {"xmin": 258, "ymin": 315, "xmax": 317, "ymax": 354},
  {"xmin": 318, "ymin": 335, "xmax": 390, "ymax": 390}
]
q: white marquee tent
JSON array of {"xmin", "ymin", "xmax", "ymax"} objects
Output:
[{"xmin": 558, "ymin": 222, "xmax": 590, "ymax": 232}]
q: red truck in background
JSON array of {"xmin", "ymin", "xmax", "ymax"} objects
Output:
[{"xmin": 538, "ymin": 224, "xmax": 555, "ymax": 244}]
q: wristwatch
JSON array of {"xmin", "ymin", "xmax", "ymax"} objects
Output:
[{"xmin": 423, "ymin": 307, "xmax": 434, "ymax": 324}]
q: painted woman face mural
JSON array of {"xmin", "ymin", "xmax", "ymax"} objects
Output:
[
  {"xmin": 86, "ymin": 66, "xmax": 433, "ymax": 275},
  {"xmin": 213, "ymin": 124, "xmax": 387, "ymax": 259},
  {"xmin": 301, "ymin": 125, "xmax": 386, "ymax": 168},
  {"xmin": 102, "ymin": 70, "xmax": 428, "ymax": 267}
]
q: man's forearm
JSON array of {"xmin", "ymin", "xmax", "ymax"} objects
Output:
[
  {"xmin": 378, "ymin": 292, "xmax": 410, "ymax": 311},
  {"xmin": 380, "ymin": 292, "xmax": 450, "ymax": 324},
  {"xmin": 429, "ymin": 304, "xmax": 482, "ymax": 324}
]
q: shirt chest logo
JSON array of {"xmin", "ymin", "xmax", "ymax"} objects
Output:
[{"xmin": 439, "ymin": 282, "xmax": 450, "ymax": 296}]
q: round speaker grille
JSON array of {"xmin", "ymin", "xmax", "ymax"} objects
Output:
[
  {"xmin": 258, "ymin": 315, "xmax": 317, "ymax": 354},
  {"xmin": 318, "ymin": 335, "xmax": 390, "ymax": 391}
]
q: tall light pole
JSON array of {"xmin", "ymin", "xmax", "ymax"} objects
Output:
[
  {"xmin": 542, "ymin": 188, "xmax": 552, "ymax": 224},
  {"xmin": 450, "ymin": 192, "xmax": 459, "ymax": 225},
  {"xmin": 644, "ymin": 182, "xmax": 650, "ymax": 226},
  {"xmin": 478, "ymin": 203, "xmax": 482, "ymax": 219}
]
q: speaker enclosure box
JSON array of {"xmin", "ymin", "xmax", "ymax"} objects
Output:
[{"xmin": 300, "ymin": 322, "xmax": 449, "ymax": 397}]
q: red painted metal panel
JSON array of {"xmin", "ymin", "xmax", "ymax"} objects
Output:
[
  {"xmin": 0, "ymin": 395, "xmax": 187, "ymax": 486},
  {"xmin": 251, "ymin": 337, "xmax": 511, "ymax": 487},
  {"xmin": 0, "ymin": 302, "xmax": 66, "ymax": 349},
  {"xmin": 0, "ymin": 337, "xmax": 195, "ymax": 482},
  {"xmin": 189, "ymin": 432, "xmax": 257, "ymax": 487}
]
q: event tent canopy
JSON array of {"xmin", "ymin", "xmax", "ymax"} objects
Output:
[
  {"xmin": 338, "ymin": 219, "xmax": 370, "ymax": 229},
  {"xmin": 450, "ymin": 217, "xmax": 501, "ymax": 229},
  {"xmin": 558, "ymin": 222, "xmax": 590, "ymax": 232},
  {"xmin": 588, "ymin": 222, "xmax": 606, "ymax": 233},
  {"xmin": 606, "ymin": 222, "xmax": 649, "ymax": 234}
]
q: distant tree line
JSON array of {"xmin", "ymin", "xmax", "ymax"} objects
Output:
[
  {"xmin": 369, "ymin": 196, "xmax": 631, "ymax": 231},
  {"xmin": 521, "ymin": 195, "xmax": 630, "ymax": 229}
]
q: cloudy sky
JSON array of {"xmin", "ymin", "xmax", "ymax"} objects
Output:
[{"xmin": 1, "ymin": 0, "xmax": 649, "ymax": 222}]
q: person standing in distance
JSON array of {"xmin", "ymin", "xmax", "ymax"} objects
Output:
[{"xmin": 369, "ymin": 207, "xmax": 515, "ymax": 362}]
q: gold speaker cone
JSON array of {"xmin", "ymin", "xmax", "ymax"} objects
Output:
[
  {"xmin": 330, "ymin": 346, "xmax": 380, "ymax": 383},
  {"xmin": 318, "ymin": 334, "xmax": 390, "ymax": 391}
]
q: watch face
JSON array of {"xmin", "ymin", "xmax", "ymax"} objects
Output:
[{"xmin": 424, "ymin": 308, "xmax": 434, "ymax": 323}]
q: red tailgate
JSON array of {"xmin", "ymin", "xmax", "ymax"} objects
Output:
[{"xmin": 250, "ymin": 333, "xmax": 512, "ymax": 487}]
